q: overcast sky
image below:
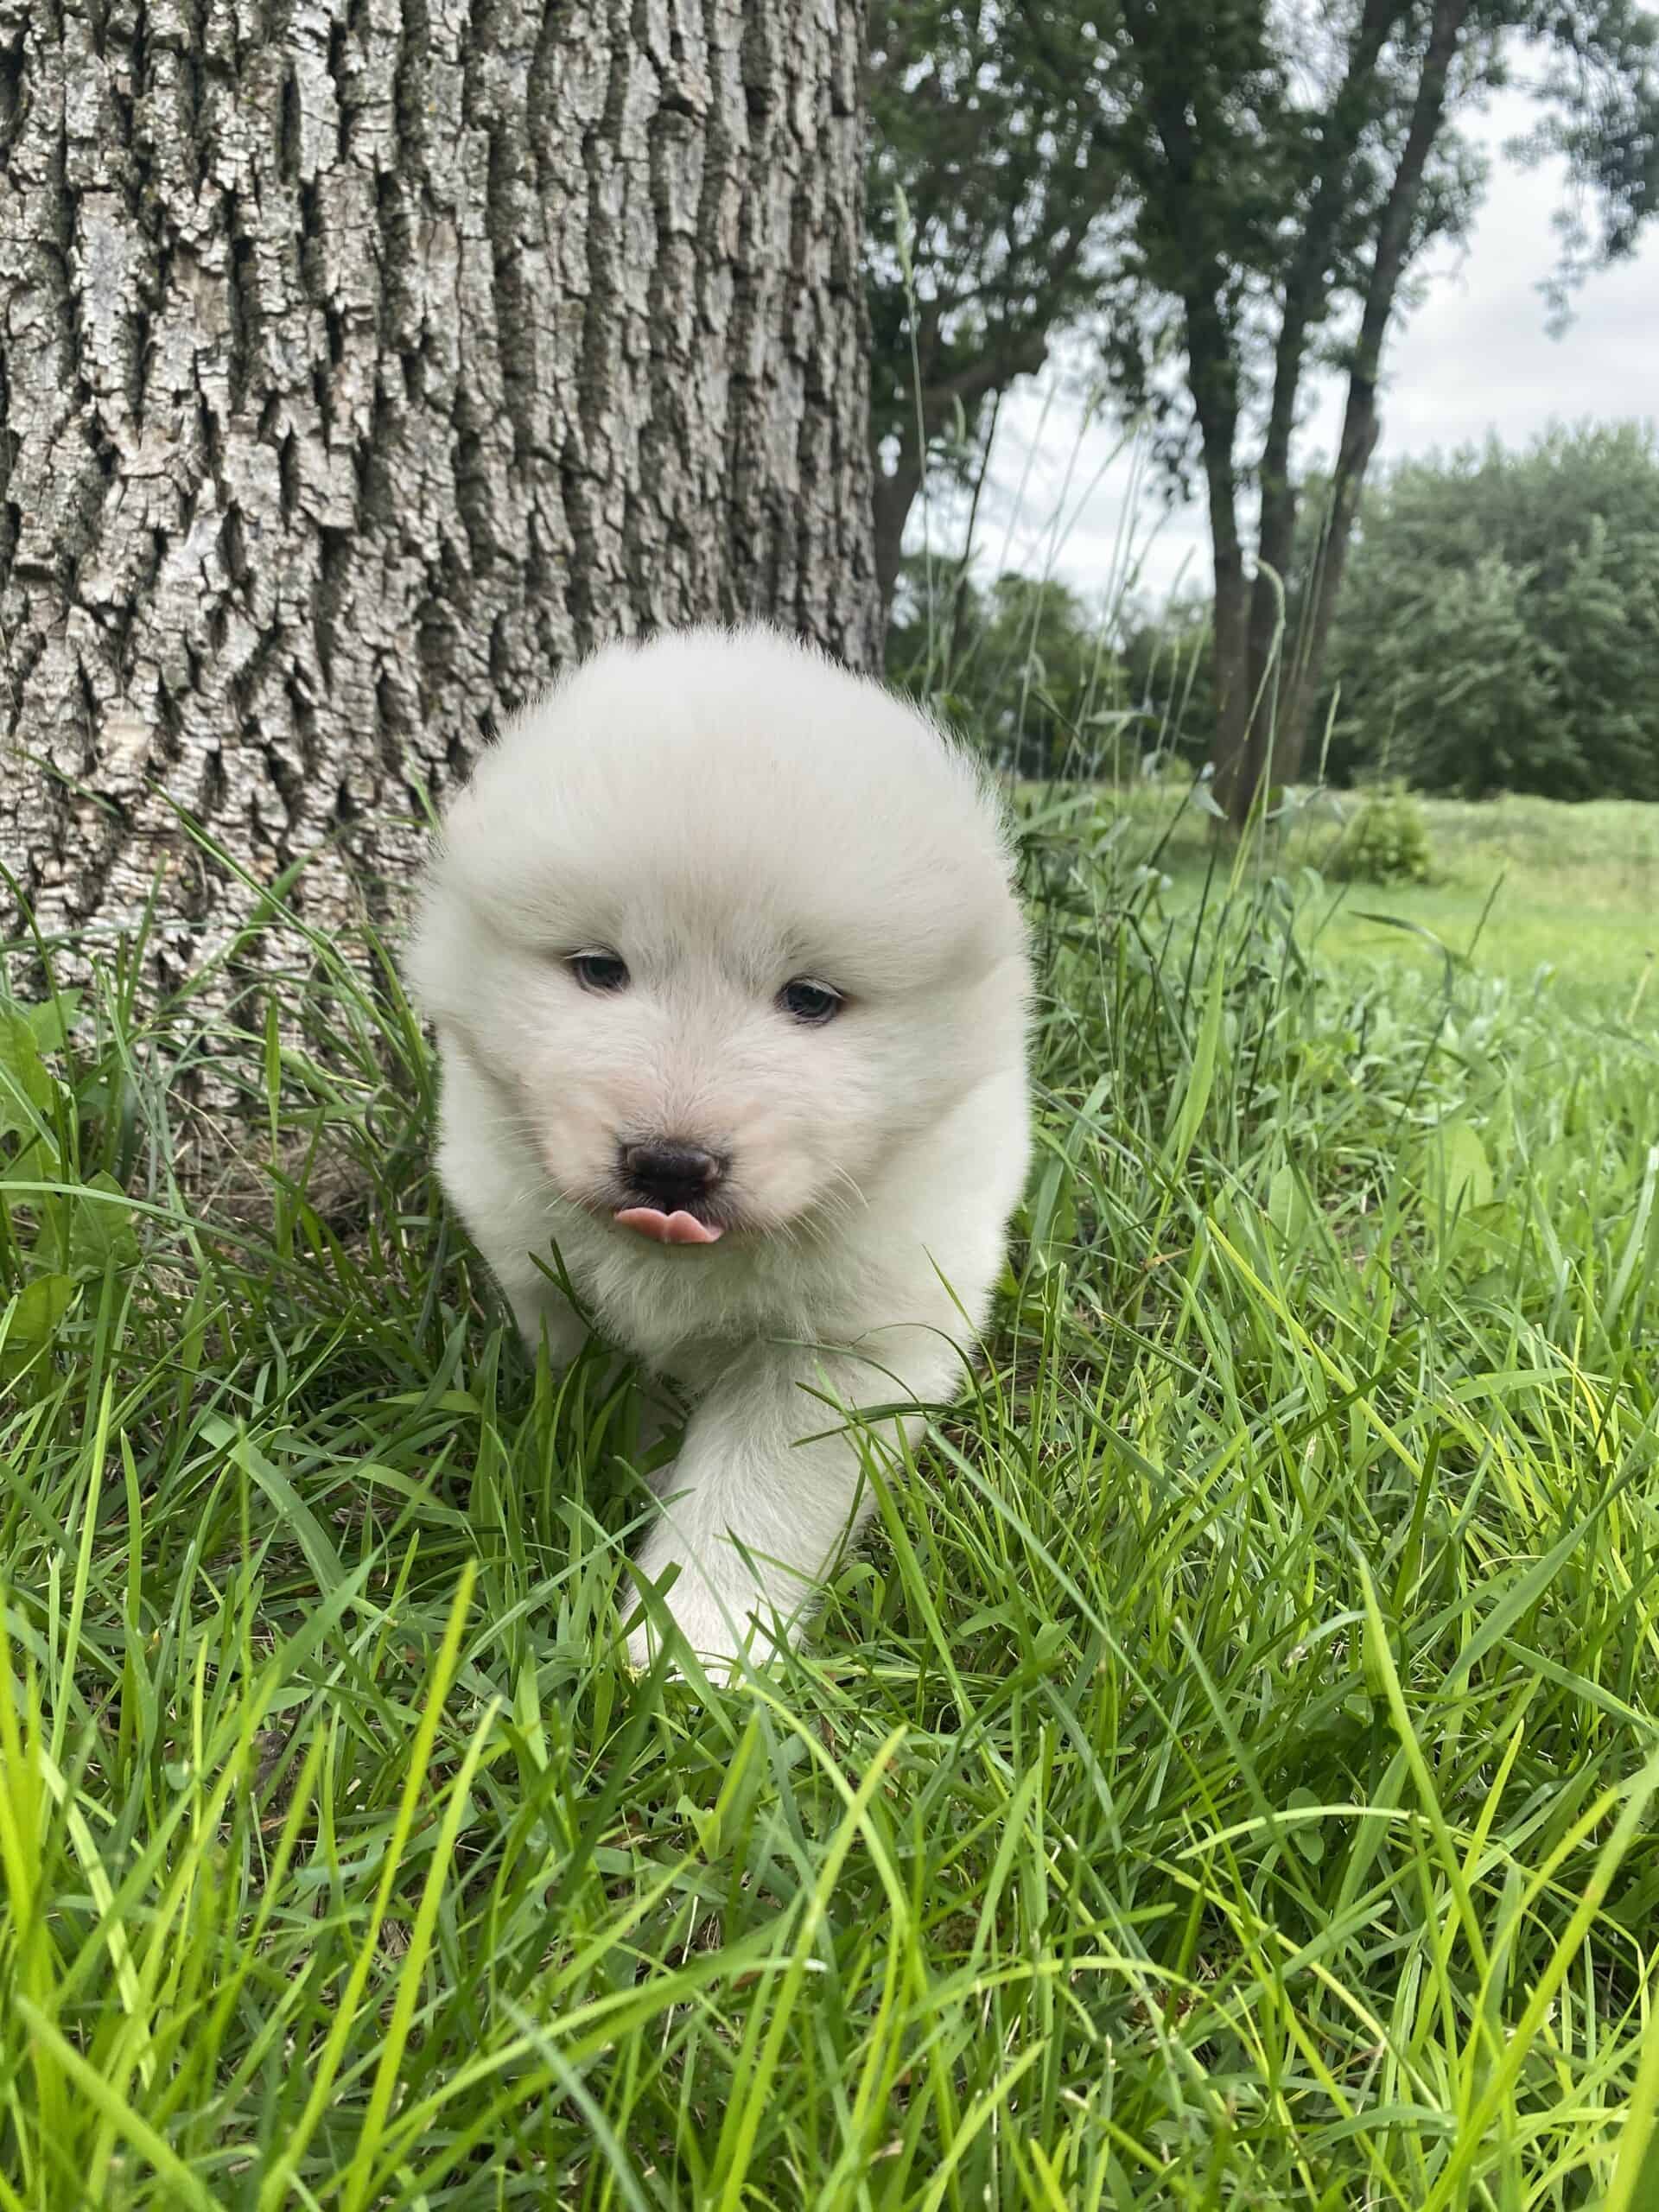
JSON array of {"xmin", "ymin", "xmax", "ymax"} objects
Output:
[{"xmin": 942, "ymin": 86, "xmax": 1659, "ymax": 610}]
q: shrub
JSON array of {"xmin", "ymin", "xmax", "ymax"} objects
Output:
[{"xmin": 1328, "ymin": 780, "xmax": 1433, "ymax": 884}]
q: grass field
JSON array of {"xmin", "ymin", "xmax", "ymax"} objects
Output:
[
  {"xmin": 1133, "ymin": 786, "xmax": 1659, "ymax": 1002},
  {"xmin": 3, "ymin": 791, "xmax": 1658, "ymax": 2206}
]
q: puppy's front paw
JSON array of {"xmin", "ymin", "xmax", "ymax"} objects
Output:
[
  {"xmin": 623, "ymin": 1581, "xmax": 754, "ymax": 1681},
  {"xmin": 623, "ymin": 1554, "xmax": 803, "ymax": 1681}
]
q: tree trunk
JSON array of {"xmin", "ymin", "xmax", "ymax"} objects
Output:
[
  {"xmin": 1181, "ymin": 289, "xmax": 1250, "ymax": 822},
  {"xmin": 0, "ymin": 0, "xmax": 877, "ymax": 1017},
  {"xmin": 873, "ymin": 451, "xmax": 923, "ymax": 622},
  {"xmin": 1117, "ymin": 0, "xmax": 1255, "ymax": 827},
  {"xmin": 869, "ymin": 315, "xmax": 1050, "ymax": 631},
  {"xmin": 1280, "ymin": 0, "xmax": 1472, "ymax": 765},
  {"xmin": 1209, "ymin": 506, "xmax": 1254, "ymax": 823},
  {"xmin": 1247, "ymin": 0, "xmax": 1406, "ymax": 786}
]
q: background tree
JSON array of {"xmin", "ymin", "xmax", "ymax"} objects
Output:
[
  {"xmin": 0, "ymin": 0, "xmax": 875, "ymax": 1020},
  {"xmin": 1319, "ymin": 423, "xmax": 1659, "ymax": 798},
  {"xmin": 865, "ymin": 0, "xmax": 1129, "ymax": 616},
  {"xmin": 1120, "ymin": 594, "xmax": 1218, "ymax": 768},
  {"xmin": 887, "ymin": 554, "xmax": 1140, "ymax": 778},
  {"xmin": 1101, "ymin": 0, "xmax": 1659, "ymax": 823}
]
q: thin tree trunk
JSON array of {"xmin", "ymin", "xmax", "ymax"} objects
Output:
[
  {"xmin": 0, "ymin": 0, "xmax": 876, "ymax": 1019},
  {"xmin": 871, "ymin": 318, "xmax": 1050, "ymax": 632},
  {"xmin": 874, "ymin": 454, "xmax": 924, "ymax": 622},
  {"xmin": 1184, "ymin": 290, "xmax": 1250, "ymax": 822},
  {"xmin": 1209, "ymin": 485, "xmax": 1254, "ymax": 822},
  {"xmin": 1117, "ymin": 0, "xmax": 1255, "ymax": 824},
  {"xmin": 1281, "ymin": 0, "xmax": 1472, "ymax": 761},
  {"xmin": 944, "ymin": 387, "xmax": 1000, "ymax": 671},
  {"xmin": 1247, "ymin": 0, "xmax": 1407, "ymax": 777}
]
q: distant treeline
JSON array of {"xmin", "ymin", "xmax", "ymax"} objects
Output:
[{"xmin": 890, "ymin": 423, "xmax": 1659, "ymax": 802}]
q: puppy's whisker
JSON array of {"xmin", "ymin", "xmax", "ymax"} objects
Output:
[{"xmin": 826, "ymin": 1166, "xmax": 870, "ymax": 1218}]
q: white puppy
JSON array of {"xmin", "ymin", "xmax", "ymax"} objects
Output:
[{"xmin": 408, "ymin": 626, "xmax": 1030, "ymax": 1670}]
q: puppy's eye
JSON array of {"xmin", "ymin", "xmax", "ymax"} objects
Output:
[
  {"xmin": 569, "ymin": 950, "xmax": 630, "ymax": 994},
  {"xmin": 779, "ymin": 977, "xmax": 843, "ymax": 1025}
]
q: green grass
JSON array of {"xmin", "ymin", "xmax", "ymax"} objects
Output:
[
  {"xmin": 3, "ymin": 789, "xmax": 1659, "ymax": 2207},
  {"xmin": 1319, "ymin": 797, "xmax": 1657, "ymax": 1001},
  {"xmin": 1119, "ymin": 787, "xmax": 1659, "ymax": 1001}
]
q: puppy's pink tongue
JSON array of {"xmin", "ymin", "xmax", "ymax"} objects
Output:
[{"xmin": 614, "ymin": 1206, "xmax": 724, "ymax": 1246}]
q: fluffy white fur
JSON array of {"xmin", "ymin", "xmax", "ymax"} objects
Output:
[{"xmin": 407, "ymin": 625, "xmax": 1031, "ymax": 1670}]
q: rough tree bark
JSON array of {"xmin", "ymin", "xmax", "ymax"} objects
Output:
[{"xmin": 0, "ymin": 0, "xmax": 877, "ymax": 1017}]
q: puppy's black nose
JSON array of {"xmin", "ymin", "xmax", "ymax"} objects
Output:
[{"xmin": 622, "ymin": 1141, "xmax": 724, "ymax": 1212}]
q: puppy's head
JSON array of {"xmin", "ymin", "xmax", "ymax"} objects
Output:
[{"xmin": 410, "ymin": 626, "xmax": 1027, "ymax": 1247}]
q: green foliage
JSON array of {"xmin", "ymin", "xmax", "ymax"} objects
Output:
[
  {"xmin": 1119, "ymin": 592, "xmax": 1218, "ymax": 765},
  {"xmin": 870, "ymin": 0, "xmax": 1659, "ymax": 816},
  {"xmin": 866, "ymin": 3, "xmax": 1124, "ymax": 499},
  {"xmin": 870, "ymin": 0, "xmax": 1659, "ymax": 804},
  {"xmin": 886, "ymin": 558, "xmax": 1224, "ymax": 781},
  {"xmin": 3, "ymin": 805, "xmax": 1659, "ymax": 2202},
  {"xmin": 0, "ymin": 986, "xmax": 140, "ymax": 1394},
  {"xmin": 887, "ymin": 555, "xmax": 1147, "ymax": 776},
  {"xmin": 1323, "ymin": 423, "xmax": 1659, "ymax": 799},
  {"xmin": 1327, "ymin": 779, "xmax": 1435, "ymax": 884}
]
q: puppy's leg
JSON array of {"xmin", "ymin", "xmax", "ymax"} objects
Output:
[
  {"xmin": 503, "ymin": 1276, "xmax": 589, "ymax": 1366},
  {"xmin": 623, "ymin": 1338, "xmax": 959, "ymax": 1673},
  {"xmin": 433, "ymin": 1038, "xmax": 591, "ymax": 1359}
]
